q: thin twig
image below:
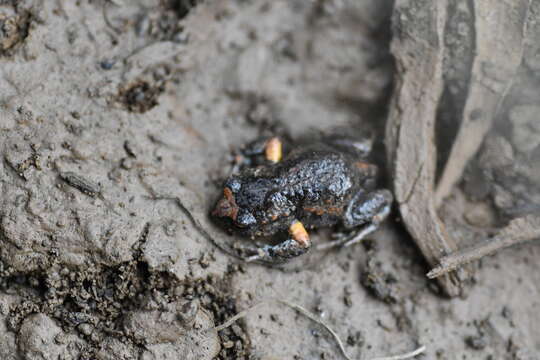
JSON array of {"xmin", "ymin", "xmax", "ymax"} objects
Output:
[
  {"xmin": 277, "ymin": 299, "xmax": 350, "ymax": 360},
  {"xmin": 315, "ymin": 224, "xmax": 377, "ymax": 251},
  {"xmin": 427, "ymin": 237, "xmax": 512, "ymax": 279},
  {"xmin": 152, "ymin": 195, "xmax": 246, "ymax": 261},
  {"xmin": 370, "ymin": 346, "xmax": 426, "ymax": 360},
  {"xmin": 209, "ymin": 299, "xmax": 352, "ymax": 360},
  {"xmin": 103, "ymin": 0, "xmax": 122, "ymax": 35},
  {"xmin": 208, "ymin": 299, "xmax": 426, "ymax": 360},
  {"xmin": 428, "ymin": 215, "xmax": 540, "ymax": 278},
  {"xmin": 135, "ymin": 170, "xmax": 246, "ymax": 262},
  {"xmin": 211, "ymin": 302, "xmax": 266, "ymax": 332}
]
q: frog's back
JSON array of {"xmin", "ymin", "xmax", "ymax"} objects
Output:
[{"xmin": 275, "ymin": 143, "xmax": 358, "ymax": 203}]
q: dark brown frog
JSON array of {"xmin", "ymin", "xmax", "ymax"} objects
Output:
[{"xmin": 212, "ymin": 136, "xmax": 392, "ymax": 263}]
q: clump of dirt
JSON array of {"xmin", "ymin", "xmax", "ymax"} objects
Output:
[
  {"xmin": 119, "ymin": 81, "xmax": 163, "ymax": 113},
  {"xmin": 0, "ymin": 4, "xmax": 32, "ymax": 55},
  {"xmin": 135, "ymin": 0, "xmax": 203, "ymax": 42},
  {"xmin": 184, "ymin": 265, "xmax": 251, "ymax": 359},
  {"xmin": 119, "ymin": 0, "xmax": 203, "ymax": 113},
  {"xmin": 2, "ymin": 258, "xmax": 250, "ymax": 359},
  {"xmin": 0, "ymin": 5, "xmax": 32, "ymax": 54},
  {"xmin": 361, "ymin": 257, "xmax": 399, "ymax": 305}
]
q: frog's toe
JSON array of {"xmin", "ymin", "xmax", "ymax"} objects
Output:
[
  {"xmin": 249, "ymin": 239, "xmax": 311, "ymax": 263},
  {"xmin": 245, "ymin": 249, "xmax": 267, "ymax": 263},
  {"xmin": 238, "ymin": 222, "xmax": 312, "ymax": 263}
]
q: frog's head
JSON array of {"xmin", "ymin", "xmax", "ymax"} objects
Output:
[{"xmin": 212, "ymin": 176, "xmax": 270, "ymax": 234}]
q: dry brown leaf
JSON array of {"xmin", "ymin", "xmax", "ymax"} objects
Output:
[
  {"xmin": 435, "ymin": 0, "xmax": 532, "ymax": 206},
  {"xmin": 386, "ymin": 0, "xmax": 465, "ymax": 297}
]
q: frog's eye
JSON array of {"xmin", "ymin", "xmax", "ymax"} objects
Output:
[
  {"xmin": 235, "ymin": 209, "xmax": 256, "ymax": 228},
  {"xmin": 225, "ymin": 178, "xmax": 242, "ymax": 193}
]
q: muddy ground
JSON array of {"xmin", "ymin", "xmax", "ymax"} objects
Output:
[{"xmin": 0, "ymin": 0, "xmax": 539, "ymax": 359}]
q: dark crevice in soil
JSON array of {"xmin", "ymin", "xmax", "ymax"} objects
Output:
[
  {"xmin": 167, "ymin": 0, "xmax": 204, "ymax": 20},
  {"xmin": 134, "ymin": 0, "xmax": 203, "ymax": 42},
  {"xmin": 434, "ymin": 0, "xmax": 476, "ymax": 183}
]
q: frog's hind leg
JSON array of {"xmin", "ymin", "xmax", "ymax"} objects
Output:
[
  {"xmin": 240, "ymin": 220, "xmax": 312, "ymax": 263},
  {"xmin": 316, "ymin": 189, "xmax": 393, "ymax": 251},
  {"xmin": 243, "ymin": 238, "xmax": 310, "ymax": 263},
  {"xmin": 230, "ymin": 136, "xmax": 285, "ymax": 174}
]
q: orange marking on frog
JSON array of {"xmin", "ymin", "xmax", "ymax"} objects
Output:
[
  {"xmin": 212, "ymin": 187, "xmax": 239, "ymax": 221},
  {"xmin": 265, "ymin": 137, "xmax": 282, "ymax": 163},
  {"xmin": 289, "ymin": 221, "xmax": 310, "ymax": 248}
]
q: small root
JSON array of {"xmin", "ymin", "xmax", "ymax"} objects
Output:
[
  {"xmin": 208, "ymin": 298, "xmax": 426, "ymax": 360},
  {"xmin": 371, "ymin": 346, "xmax": 426, "ymax": 360}
]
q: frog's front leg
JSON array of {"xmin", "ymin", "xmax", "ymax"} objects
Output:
[
  {"xmin": 244, "ymin": 136, "xmax": 283, "ymax": 163},
  {"xmin": 241, "ymin": 220, "xmax": 312, "ymax": 263},
  {"xmin": 344, "ymin": 189, "xmax": 393, "ymax": 229},
  {"xmin": 232, "ymin": 136, "xmax": 285, "ymax": 173},
  {"xmin": 317, "ymin": 189, "xmax": 393, "ymax": 250}
]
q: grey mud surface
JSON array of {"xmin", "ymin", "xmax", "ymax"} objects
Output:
[{"xmin": 0, "ymin": 0, "xmax": 539, "ymax": 359}]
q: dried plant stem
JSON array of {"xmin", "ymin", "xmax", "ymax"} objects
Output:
[
  {"xmin": 211, "ymin": 302, "xmax": 266, "ymax": 333},
  {"xmin": 209, "ymin": 299, "xmax": 426, "ymax": 360},
  {"xmin": 210, "ymin": 299, "xmax": 351, "ymax": 360},
  {"xmin": 385, "ymin": 0, "xmax": 466, "ymax": 297},
  {"xmin": 428, "ymin": 236, "xmax": 520, "ymax": 278},
  {"xmin": 428, "ymin": 215, "xmax": 540, "ymax": 278},
  {"xmin": 371, "ymin": 345, "xmax": 426, "ymax": 360}
]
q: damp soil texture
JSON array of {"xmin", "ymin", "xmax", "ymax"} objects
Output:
[{"xmin": 0, "ymin": 1, "xmax": 539, "ymax": 359}]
